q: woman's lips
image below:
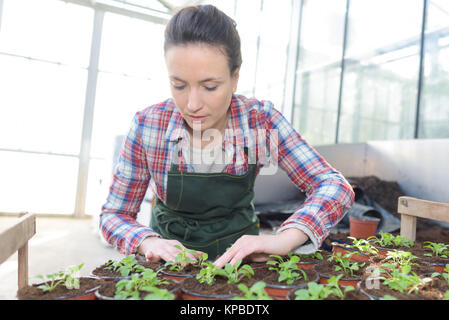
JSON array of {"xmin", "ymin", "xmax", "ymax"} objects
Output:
[{"xmin": 190, "ymin": 115, "xmax": 207, "ymax": 122}]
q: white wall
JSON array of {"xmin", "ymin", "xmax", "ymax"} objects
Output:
[{"xmin": 315, "ymin": 139, "xmax": 449, "ymax": 204}]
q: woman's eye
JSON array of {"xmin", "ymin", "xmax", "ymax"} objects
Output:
[
  {"xmin": 172, "ymin": 84, "xmax": 185, "ymax": 90},
  {"xmin": 204, "ymin": 86, "xmax": 217, "ymax": 91}
]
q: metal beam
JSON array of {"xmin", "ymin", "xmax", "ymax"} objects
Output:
[
  {"xmin": 414, "ymin": 0, "xmax": 428, "ymax": 139},
  {"xmin": 74, "ymin": 9, "xmax": 104, "ymax": 218},
  {"xmin": 60, "ymin": 0, "xmax": 170, "ymax": 24},
  {"xmin": 281, "ymin": 0, "xmax": 303, "ymax": 122}
]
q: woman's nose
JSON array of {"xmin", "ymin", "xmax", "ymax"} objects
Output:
[{"xmin": 186, "ymin": 89, "xmax": 203, "ymax": 113}]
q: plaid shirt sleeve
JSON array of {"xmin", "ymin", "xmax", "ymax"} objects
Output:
[
  {"xmin": 99, "ymin": 111, "xmax": 161, "ymax": 255},
  {"xmin": 263, "ymin": 101, "xmax": 355, "ymax": 253}
]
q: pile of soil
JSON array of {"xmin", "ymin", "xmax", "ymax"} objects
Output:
[
  {"xmin": 97, "ymin": 278, "xmax": 179, "ymax": 299},
  {"xmin": 348, "ymin": 175, "xmax": 449, "ymax": 238},
  {"xmin": 91, "ymin": 261, "xmax": 162, "ymax": 278}
]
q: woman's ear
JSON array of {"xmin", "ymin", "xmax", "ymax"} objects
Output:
[{"xmin": 231, "ymin": 67, "xmax": 240, "ymax": 93}]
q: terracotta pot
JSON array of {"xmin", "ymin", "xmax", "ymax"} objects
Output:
[
  {"xmin": 94, "ymin": 280, "xmax": 180, "ymax": 300},
  {"xmin": 297, "ymin": 261, "xmax": 322, "ymax": 270},
  {"xmin": 349, "ymin": 217, "xmax": 379, "ymax": 239},
  {"xmin": 421, "ymin": 261, "xmax": 447, "ymax": 273},
  {"xmin": 56, "ymin": 285, "xmax": 101, "ymax": 300},
  {"xmin": 263, "ymin": 269, "xmax": 319, "ymax": 300},
  {"xmin": 318, "ymin": 273, "xmax": 362, "ymax": 288},
  {"xmin": 179, "ymin": 278, "xmax": 238, "ymax": 300},
  {"xmin": 332, "ymin": 244, "xmax": 371, "ymax": 262},
  {"xmin": 160, "ymin": 270, "xmax": 194, "ymax": 283}
]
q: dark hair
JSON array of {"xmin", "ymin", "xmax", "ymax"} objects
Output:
[{"xmin": 164, "ymin": 5, "xmax": 242, "ymax": 74}]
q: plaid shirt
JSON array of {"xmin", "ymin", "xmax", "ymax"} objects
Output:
[{"xmin": 100, "ymin": 94, "xmax": 355, "ymax": 255}]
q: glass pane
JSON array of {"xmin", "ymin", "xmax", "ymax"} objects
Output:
[
  {"xmin": 99, "ymin": 12, "xmax": 166, "ymax": 77},
  {"xmin": 254, "ymin": 0, "xmax": 292, "ymax": 109},
  {"xmin": 418, "ymin": 0, "xmax": 449, "ymax": 138},
  {"xmin": 338, "ymin": 0, "xmax": 423, "ymax": 143},
  {"xmin": 0, "ymin": 54, "xmax": 87, "ymax": 155},
  {"xmin": 0, "ymin": 151, "xmax": 78, "ymax": 214},
  {"xmin": 292, "ymin": 0, "xmax": 347, "ymax": 146},
  {"xmin": 87, "ymin": 13, "xmax": 170, "ymax": 216},
  {"xmin": 0, "ymin": 0, "xmax": 93, "ymax": 68}
]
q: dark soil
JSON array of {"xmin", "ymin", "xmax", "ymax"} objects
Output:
[
  {"xmin": 360, "ymin": 276, "xmax": 448, "ymax": 300},
  {"xmin": 181, "ymin": 275, "xmax": 253, "ymax": 298},
  {"xmin": 314, "ymin": 260, "xmax": 365, "ymax": 280},
  {"xmin": 97, "ymin": 278, "xmax": 179, "ymax": 299},
  {"xmin": 250, "ymin": 266, "xmax": 318, "ymax": 287},
  {"xmin": 160, "ymin": 263, "xmax": 202, "ymax": 277},
  {"xmin": 91, "ymin": 260, "xmax": 163, "ymax": 278},
  {"xmin": 17, "ymin": 277, "xmax": 104, "ymax": 300}
]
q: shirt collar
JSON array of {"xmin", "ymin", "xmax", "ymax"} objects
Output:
[{"xmin": 164, "ymin": 95, "xmax": 251, "ymax": 149}]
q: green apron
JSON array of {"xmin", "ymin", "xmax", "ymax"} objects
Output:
[{"xmin": 151, "ymin": 146, "xmax": 260, "ymax": 260}]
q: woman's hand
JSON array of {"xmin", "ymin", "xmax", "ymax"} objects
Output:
[
  {"xmin": 137, "ymin": 237, "xmax": 201, "ymax": 263},
  {"xmin": 213, "ymin": 228, "xmax": 309, "ymax": 269}
]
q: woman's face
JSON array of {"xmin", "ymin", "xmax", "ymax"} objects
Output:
[{"xmin": 165, "ymin": 43, "xmax": 239, "ymax": 137}]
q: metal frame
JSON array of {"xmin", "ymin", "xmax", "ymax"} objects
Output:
[
  {"xmin": 334, "ymin": 0, "xmax": 350, "ymax": 144},
  {"xmin": 414, "ymin": 0, "xmax": 428, "ymax": 139},
  {"xmin": 281, "ymin": 0, "xmax": 302, "ymax": 122},
  {"xmin": 74, "ymin": 9, "xmax": 105, "ymax": 218}
]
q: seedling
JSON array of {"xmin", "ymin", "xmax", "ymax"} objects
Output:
[
  {"xmin": 195, "ymin": 261, "xmax": 219, "ymax": 286},
  {"xmin": 104, "ymin": 254, "xmax": 145, "ymax": 277},
  {"xmin": 328, "ymin": 252, "xmax": 365, "ymax": 277},
  {"xmin": 164, "ymin": 245, "xmax": 199, "ymax": 272},
  {"xmin": 266, "ymin": 254, "xmax": 308, "ymax": 285},
  {"xmin": 368, "ymin": 232, "xmax": 414, "ymax": 248},
  {"xmin": 232, "ymin": 281, "xmax": 273, "ymax": 300},
  {"xmin": 423, "ymin": 241, "xmax": 449, "ymax": 258},
  {"xmin": 215, "ymin": 260, "xmax": 254, "ymax": 284},
  {"xmin": 35, "ymin": 263, "xmax": 84, "ymax": 293},
  {"xmin": 383, "ymin": 250, "xmax": 418, "ymax": 269},
  {"xmin": 114, "ymin": 268, "xmax": 171, "ymax": 300},
  {"xmin": 142, "ymin": 286, "xmax": 175, "ymax": 300},
  {"xmin": 347, "ymin": 237, "xmax": 378, "ymax": 255},
  {"xmin": 294, "ymin": 275, "xmax": 354, "ymax": 300},
  {"xmin": 297, "ymin": 251, "xmax": 324, "ymax": 260},
  {"xmin": 382, "ymin": 265, "xmax": 433, "ymax": 295}
]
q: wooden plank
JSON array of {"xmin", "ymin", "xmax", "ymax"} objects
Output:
[
  {"xmin": 398, "ymin": 196, "xmax": 449, "ymax": 222},
  {"xmin": 0, "ymin": 213, "xmax": 36, "ymax": 265},
  {"xmin": 18, "ymin": 243, "xmax": 28, "ymax": 289},
  {"xmin": 400, "ymin": 214, "xmax": 417, "ymax": 241}
]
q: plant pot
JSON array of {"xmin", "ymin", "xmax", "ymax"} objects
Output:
[
  {"xmin": 179, "ymin": 277, "xmax": 240, "ymax": 300},
  {"xmin": 349, "ymin": 217, "xmax": 379, "ymax": 239},
  {"xmin": 95, "ymin": 279, "xmax": 180, "ymax": 300},
  {"xmin": 314, "ymin": 261, "xmax": 365, "ymax": 287},
  {"xmin": 332, "ymin": 244, "xmax": 371, "ymax": 262},
  {"xmin": 358, "ymin": 274, "xmax": 446, "ymax": 300},
  {"xmin": 90, "ymin": 260, "xmax": 163, "ymax": 282},
  {"xmin": 17, "ymin": 277, "xmax": 104, "ymax": 300},
  {"xmin": 286, "ymin": 281, "xmax": 371, "ymax": 300},
  {"xmin": 250, "ymin": 266, "xmax": 319, "ymax": 300}
]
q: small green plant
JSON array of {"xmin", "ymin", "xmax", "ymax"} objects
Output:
[
  {"xmin": 35, "ymin": 263, "xmax": 84, "ymax": 293},
  {"xmin": 328, "ymin": 252, "xmax": 365, "ymax": 277},
  {"xmin": 383, "ymin": 250, "xmax": 418, "ymax": 269},
  {"xmin": 381, "ymin": 265, "xmax": 433, "ymax": 295},
  {"xmin": 368, "ymin": 232, "xmax": 414, "ymax": 248},
  {"xmin": 266, "ymin": 254, "xmax": 308, "ymax": 285},
  {"xmin": 297, "ymin": 251, "xmax": 324, "ymax": 260},
  {"xmin": 347, "ymin": 237, "xmax": 379, "ymax": 255},
  {"xmin": 294, "ymin": 275, "xmax": 354, "ymax": 300},
  {"xmin": 164, "ymin": 245, "xmax": 200, "ymax": 272},
  {"xmin": 105, "ymin": 254, "xmax": 145, "ymax": 277},
  {"xmin": 232, "ymin": 281, "xmax": 273, "ymax": 300},
  {"xmin": 195, "ymin": 261, "xmax": 219, "ymax": 286},
  {"xmin": 114, "ymin": 268, "xmax": 171, "ymax": 300},
  {"xmin": 423, "ymin": 241, "xmax": 449, "ymax": 258},
  {"xmin": 215, "ymin": 260, "xmax": 254, "ymax": 284},
  {"xmin": 142, "ymin": 286, "xmax": 175, "ymax": 300}
]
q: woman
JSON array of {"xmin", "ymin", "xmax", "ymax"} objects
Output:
[{"xmin": 100, "ymin": 5, "xmax": 354, "ymax": 268}]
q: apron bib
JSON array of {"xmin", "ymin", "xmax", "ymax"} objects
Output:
[{"xmin": 151, "ymin": 146, "xmax": 260, "ymax": 260}]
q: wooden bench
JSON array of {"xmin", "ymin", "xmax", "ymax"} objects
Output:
[
  {"xmin": 398, "ymin": 196, "xmax": 449, "ymax": 241},
  {"xmin": 0, "ymin": 213, "xmax": 36, "ymax": 290}
]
